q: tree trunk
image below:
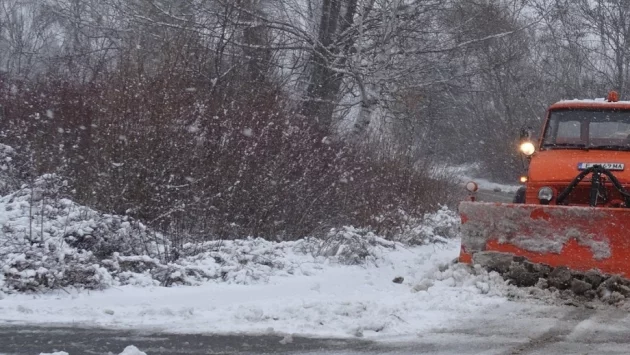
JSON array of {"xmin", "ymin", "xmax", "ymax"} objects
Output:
[{"xmin": 300, "ymin": 0, "xmax": 358, "ymax": 136}]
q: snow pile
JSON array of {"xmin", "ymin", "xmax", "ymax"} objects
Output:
[
  {"xmin": 5, "ymin": 236, "xmax": 609, "ymax": 341},
  {"xmin": 309, "ymin": 226, "xmax": 399, "ymax": 265},
  {"xmin": 118, "ymin": 345, "xmax": 147, "ymax": 355},
  {"xmin": 0, "ymin": 174, "xmax": 165, "ymax": 292},
  {"xmin": 424, "ymin": 263, "xmax": 510, "ymax": 296},
  {"xmin": 0, "ymin": 240, "xmax": 557, "ymax": 340},
  {"xmin": 121, "ymin": 229, "xmax": 403, "ymax": 286},
  {"xmin": 0, "ymin": 174, "xmax": 460, "ymax": 292},
  {"xmin": 394, "ymin": 206, "xmax": 459, "ymax": 245},
  {"xmin": 122, "ymin": 238, "xmax": 320, "ymax": 287},
  {"xmin": 0, "ymin": 239, "xmax": 496, "ymax": 338},
  {"xmin": 125, "ymin": 208, "xmax": 457, "ymax": 285}
]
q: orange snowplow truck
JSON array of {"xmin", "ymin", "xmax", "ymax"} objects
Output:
[{"xmin": 460, "ymin": 91, "xmax": 630, "ymax": 278}]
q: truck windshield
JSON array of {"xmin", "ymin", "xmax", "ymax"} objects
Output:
[{"xmin": 542, "ymin": 109, "xmax": 630, "ymax": 150}]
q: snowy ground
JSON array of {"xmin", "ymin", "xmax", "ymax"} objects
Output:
[
  {"xmin": 0, "ymin": 236, "xmax": 630, "ymax": 355},
  {"xmin": 1, "ymin": 173, "xmax": 628, "ymax": 354},
  {"xmin": 1, "ymin": 240, "xmax": 472, "ymax": 338},
  {"xmin": 3, "ymin": 238, "xmax": 630, "ymax": 354},
  {"xmin": 0, "ymin": 238, "xmax": 602, "ymax": 355}
]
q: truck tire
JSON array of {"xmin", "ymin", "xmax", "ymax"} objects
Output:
[{"xmin": 513, "ymin": 186, "xmax": 526, "ymax": 203}]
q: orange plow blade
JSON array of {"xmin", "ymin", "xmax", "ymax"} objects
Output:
[{"xmin": 459, "ymin": 201, "xmax": 630, "ymax": 277}]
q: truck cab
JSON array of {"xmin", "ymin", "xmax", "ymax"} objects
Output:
[{"xmin": 518, "ymin": 92, "xmax": 630, "ymax": 207}]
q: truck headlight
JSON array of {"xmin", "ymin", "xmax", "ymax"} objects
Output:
[
  {"xmin": 538, "ymin": 187, "xmax": 554, "ymax": 203},
  {"xmin": 520, "ymin": 141, "xmax": 535, "ymax": 156}
]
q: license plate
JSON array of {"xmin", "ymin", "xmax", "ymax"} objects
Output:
[{"xmin": 577, "ymin": 162, "xmax": 625, "ymax": 171}]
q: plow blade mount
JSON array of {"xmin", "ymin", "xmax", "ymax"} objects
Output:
[{"xmin": 459, "ymin": 201, "xmax": 630, "ymax": 277}]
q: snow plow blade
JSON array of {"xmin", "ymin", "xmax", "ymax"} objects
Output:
[{"xmin": 459, "ymin": 201, "xmax": 630, "ymax": 277}]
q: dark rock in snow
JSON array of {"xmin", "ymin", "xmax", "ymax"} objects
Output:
[
  {"xmin": 607, "ymin": 291, "xmax": 625, "ymax": 305},
  {"xmin": 618, "ymin": 285, "xmax": 630, "ymax": 297},
  {"xmin": 570, "ymin": 279, "xmax": 592, "ymax": 295},
  {"xmin": 584, "ymin": 270, "xmax": 604, "ymax": 288},
  {"xmin": 570, "ymin": 272, "xmax": 586, "ymax": 282},
  {"xmin": 597, "ymin": 284, "xmax": 611, "ymax": 299},
  {"xmin": 472, "ymin": 251, "xmax": 513, "ymax": 274},
  {"xmin": 548, "ymin": 266, "xmax": 572, "ymax": 290},
  {"xmin": 531, "ymin": 262, "xmax": 552, "ymax": 277},
  {"xmin": 535, "ymin": 278, "xmax": 549, "ymax": 289},
  {"xmin": 596, "ymin": 276, "xmax": 626, "ymax": 302},
  {"xmin": 598, "ymin": 275, "xmax": 630, "ymax": 297},
  {"xmin": 584, "ymin": 290, "xmax": 597, "ymax": 300},
  {"xmin": 473, "ymin": 252, "xmax": 630, "ymax": 306},
  {"xmin": 513, "ymin": 256, "xmax": 526, "ymax": 263},
  {"xmin": 507, "ymin": 262, "xmax": 539, "ymax": 287},
  {"xmin": 392, "ymin": 276, "xmax": 404, "ymax": 284},
  {"xmin": 599, "ymin": 275, "xmax": 623, "ymax": 293}
]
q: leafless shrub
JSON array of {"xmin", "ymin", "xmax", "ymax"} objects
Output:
[{"xmin": 0, "ymin": 61, "xmax": 454, "ymax": 243}]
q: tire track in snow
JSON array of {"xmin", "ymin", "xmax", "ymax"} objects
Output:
[{"xmin": 504, "ymin": 307, "xmax": 596, "ymax": 355}]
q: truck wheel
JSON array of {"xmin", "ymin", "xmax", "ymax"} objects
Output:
[{"xmin": 513, "ymin": 186, "xmax": 526, "ymax": 203}]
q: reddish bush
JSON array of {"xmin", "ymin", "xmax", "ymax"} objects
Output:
[{"xmin": 0, "ymin": 66, "xmax": 454, "ymax": 242}]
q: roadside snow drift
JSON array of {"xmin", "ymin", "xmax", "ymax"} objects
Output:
[
  {"xmin": 0, "ymin": 174, "xmax": 459, "ymax": 293},
  {"xmin": 0, "ymin": 173, "xmax": 586, "ymax": 344},
  {"xmin": 0, "ymin": 173, "xmax": 522, "ymax": 340},
  {"xmin": 0, "ymin": 238, "xmax": 525, "ymax": 339}
]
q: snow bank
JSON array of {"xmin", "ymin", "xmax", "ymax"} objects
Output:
[
  {"xmin": 0, "ymin": 174, "xmax": 461, "ymax": 293},
  {"xmin": 394, "ymin": 206, "xmax": 459, "ymax": 245},
  {"xmin": 0, "ymin": 195, "xmax": 588, "ymax": 342},
  {"xmin": 117, "ymin": 346, "xmax": 147, "ymax": 355},
  {"xmin": 0, "ymin": 174, "xmax": 165, "ymax": 292},
  {"xmin": 0, "ymin": 239, "xmax": 535, "ymax": 340},
  {"xmin": 1, "ymin": 173, "xmax": 538, "ymax": 342}
]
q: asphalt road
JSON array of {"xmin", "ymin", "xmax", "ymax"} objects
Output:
[
  {"xmin": 0, "ymin": 326, "xmax": 378, "ymax": 354},
  {"xmin": 2, "ymin": 305, "xmax": 630, "ymax": 355}
]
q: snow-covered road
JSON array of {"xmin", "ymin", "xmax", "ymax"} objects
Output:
[{"xmin": 410, "ymin": 301, "xmax": 630, "ymax": 355}]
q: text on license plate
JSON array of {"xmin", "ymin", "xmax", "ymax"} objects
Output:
[{"xmin": 577, "ymin": 162, "xmax": 625, "ymax": 171}]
